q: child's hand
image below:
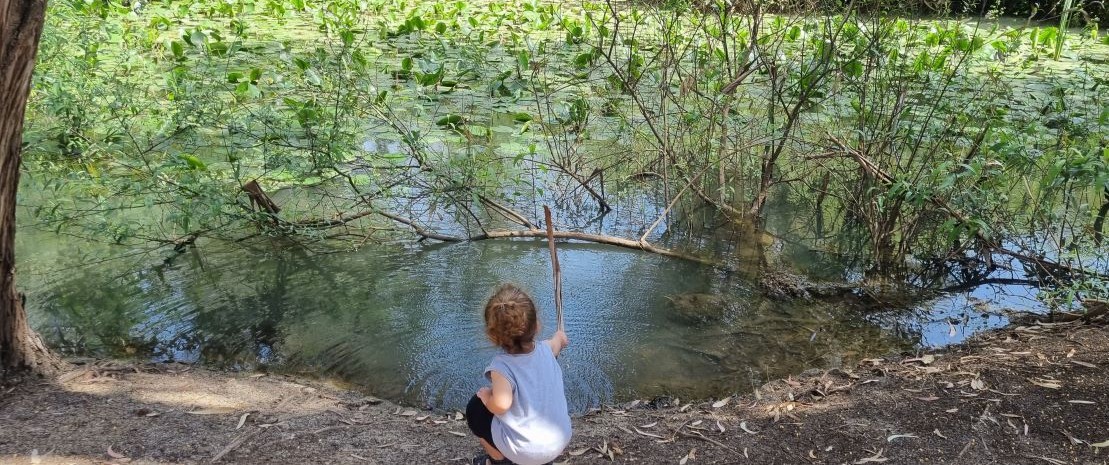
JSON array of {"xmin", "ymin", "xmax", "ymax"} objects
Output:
[
  {"xmin": 555, "ymin": 329, "xmax": 569, "ymax": 348},
  {"xmin": 548, "ymin": 329, "xmax": 569, "ymax": 357}
]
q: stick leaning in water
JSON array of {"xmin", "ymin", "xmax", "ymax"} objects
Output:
[{"xmin": 543, "ymin": 206, "xmax": 564, "ymax": 331}]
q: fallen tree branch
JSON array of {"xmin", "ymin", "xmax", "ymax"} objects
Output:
[
  {"xmin": 293, "ymin": 209, "xmax": 376, "ymax": 229},
  {"xmin": 472, "ymin": 228, "xmax": 716, "ymax": 265},
  {"xmin": 375, "ymin": 211, "xmax": 465, "ymax": 242},
  {"xmin": 640, "ymin": 169, "xmax": 704, "ymax": 243},
  {"xmin": 480, "ymin": 195, "xmax": 537, "ymax": 229},
  {"xmin": 238, "ymin": 175, "xmax": 713, "ymax": 264}
]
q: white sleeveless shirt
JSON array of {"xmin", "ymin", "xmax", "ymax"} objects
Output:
[{"xmin": 484, "ymin": 341, "xmax": 572, "ymax": 465}]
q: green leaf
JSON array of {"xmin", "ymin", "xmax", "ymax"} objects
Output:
[
  {"xmin": 305, "ymin": 68, "xmax": 322, "ymax": 86},
  {"xmin": 207, "ymin": 41, "xmax": 229, "ymax": 57},
  {"xmin": 179, "ymin": 153, "xmax": 207, "ymax": 170},
  {"xmin": 517, "ymin": 50, "xmax": 530, "ymax": 70},
  {"xmin": 170, "ymin": 41, "xmax": 185, "ymax": 59},
  {"xmin": 436, "ymin": 114, "xmax": 464, "ymax": 127}
]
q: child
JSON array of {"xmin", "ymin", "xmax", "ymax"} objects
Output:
[{"xmin": 466, "ymin": 284, "xmax": 571, "ymax": 465}]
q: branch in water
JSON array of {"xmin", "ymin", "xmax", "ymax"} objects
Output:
[{"xmin": 472, "ymin": 229, "xmax": 715, "ymax": 265}]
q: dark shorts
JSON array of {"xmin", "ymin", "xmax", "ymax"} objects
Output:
[{"xmin": 466, "ymin": 395, "xmax": 499, "ymax": 450}]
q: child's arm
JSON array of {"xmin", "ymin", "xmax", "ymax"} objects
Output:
[
  {"xmin": 545, "ymin": 328, "xmax": 569, "ymax": 358},
  {"xmin": 477, "ymin": 371, "xmax": 514, "ymax": 415}
]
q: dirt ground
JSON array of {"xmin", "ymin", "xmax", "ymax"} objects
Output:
[{"xmin": 2, "ymin": 317, "xmax": 1108, "ymax": 465}]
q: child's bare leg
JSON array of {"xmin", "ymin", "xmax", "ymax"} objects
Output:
[{"xmin": 479, "ymin": 438, "xmax": 505, "ymax": 461}]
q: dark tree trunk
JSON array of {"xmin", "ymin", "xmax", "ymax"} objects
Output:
[
  {"xmin": 1094, "ymin": 187, "xmax": 1108, "ymax": 247},
  {"xmin": 1, "ymin": 0, "xmax": 61, "ymax": 379}
]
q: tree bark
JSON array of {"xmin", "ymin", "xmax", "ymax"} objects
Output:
[
  {"xmin": 242, "ymin": 180, "xmax": 281, "ymax": 215},
  {"xmin": 1, "ymin": 0, "xmax": 61, "ymax": 378},
  {"xmin": 1093, "ymin": 187, "xmax": 1108, "ymax": 247}
]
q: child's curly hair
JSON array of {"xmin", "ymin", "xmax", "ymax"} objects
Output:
[{"xmin": 484, "ymin": 284, "xmax": 538, "ymax": 354}]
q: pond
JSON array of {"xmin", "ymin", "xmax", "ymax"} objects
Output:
[
  {"xmin": 17, "ymin": 0, "xmax": 1097, "ymax": 413},
  {"xmin": 15, "ymin": 201, "xmax": 1045, "ymax": 412}
]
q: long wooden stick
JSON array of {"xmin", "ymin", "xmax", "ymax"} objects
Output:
[{"xmin": 543, "ymin": 206, "xmax": 564, "ymax": 331}]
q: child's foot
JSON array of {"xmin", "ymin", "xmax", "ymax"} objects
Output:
[{"xmin": 472, "ymin": 453, "xmax": 513, "ymax": 465}]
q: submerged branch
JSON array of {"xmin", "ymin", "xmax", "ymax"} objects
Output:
[
  {"xmin": 826, "ymin": 137, "xmax": 1109, "ymax": 281},
  {"xmin": 472, "ymin": 228, "xmax": 715, "ymax": 265}
]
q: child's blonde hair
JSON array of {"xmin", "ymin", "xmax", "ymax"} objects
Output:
[{"xmin": 483, "ymin": 284, "xmax": 538, "ymax": 354}]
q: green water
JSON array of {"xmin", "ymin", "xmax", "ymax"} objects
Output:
[{"xmin": 18, "ymin": 203, "xmax": 1045, "ymax": 412}]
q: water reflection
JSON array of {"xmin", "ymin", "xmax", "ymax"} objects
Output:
[{"xmin": 16, "ymin": 224, "xmax": 1021, "ymax": 412}]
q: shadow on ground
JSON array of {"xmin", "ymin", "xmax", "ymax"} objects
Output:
[{"xmin": 1, "ymin": 319, "xmax": 1107, "ymax": 464}]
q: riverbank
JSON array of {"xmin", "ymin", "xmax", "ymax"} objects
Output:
[{"xmin": 2, "ymin": 315, "xmax": 1107, "ymax": 465}]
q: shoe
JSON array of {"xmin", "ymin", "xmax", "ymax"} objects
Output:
[{"xmin": 472, "ymin": 453, "xmax": 513, "ymax": 465}]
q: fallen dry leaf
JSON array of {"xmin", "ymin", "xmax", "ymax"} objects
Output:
[
  {"xmin": 679, "ymin": 447, "xmax": 697, "ymax": 465},
  {"xmin": 934, "ymin": 429, "xmax": 947, "ymax": 439},
  {"xmin": 712, "ymin": 397, "xmax": 732, "ymax": 408},
  {"xmin": 1029, "ymin": 378, "xmax": 1062, "ymax": 389},
  {"xmin": 568, "ymin": 447, "xmax": 590, "ymax": 457},
  {"xmin": 398, "ymin": 410, "xmax": 418, "ymax": 416},
  {"xmin": 854, "ymin": 449, "xmax": 888, "ymax": 464},
  {"xmin": 917, "ymin": 396, "xmax": 940, "ymax": 402},
  {"xmin": 236, "ymin": 413, "xmax": 250, "ymax": 430},
  {"xmin": 639, "ymin": 422, "xmax": 658, "ymax": 428},
  {"xmin": 1069, "ymin": 400, "xmax": 1096, "ymax": 404},
  {"xmin": 1025, "ymin": 455, "xmax": 1068, "ymax": 465},
  {"xmin": 1070, "ymin": 360, "xmax": 1096, "ymax": 368},
  {"xmin": 970, "ymin": 379, "xmax": 986, "ymax": 390},
  {"xmin": 904, "ymin": 355, "xmax": 936, "ymax": 365},
  {"xmin": 105, "ymin": 446, "xmax": 126, "ymax": 461},
  {"xmin": 1063, "ymin": 431, "xmax": 1086, "ymax": 445},
  {"xmin": 1092, "ymin": 439, "xmax": 1109, "ymax": 448},
  {"xmin": 415, "ymin": 415, "xmax": 429, "ymax": 421},
  {"xmin": 739, "ymin": 421, "xmax": 758, "ymax": 434},
  {"xmin": 448, "ymin": 431, "xmax": 466, "ymax": 437},
  {"xmin": 187, "ymin": 407, "xmax": 237, "ymax": 415}
]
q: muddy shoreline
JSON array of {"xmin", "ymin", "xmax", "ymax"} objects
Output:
[{"xmin": 2, "ymin": 316, "xmax": 1107, "ymax": 464}]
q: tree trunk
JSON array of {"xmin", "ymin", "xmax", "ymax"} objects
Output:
[{"xmin": 1, "ymin": 0, "xmax": 61, "ymax": 379}]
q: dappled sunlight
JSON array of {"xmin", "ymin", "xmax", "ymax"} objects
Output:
[
  {"xmin": 55, "ymin": 368, "xmax": 340, "ymax": 416},
  {"xmin": 2, "ymin": 453, "xmax": 180, "ymax": 465}
]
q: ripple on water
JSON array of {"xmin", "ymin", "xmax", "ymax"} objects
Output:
[{"xmin": 19, "ymin": 229, "xmax": 1004, "ymax": 412}]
